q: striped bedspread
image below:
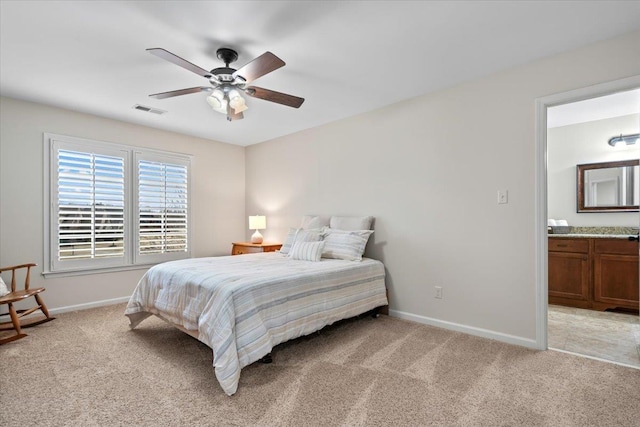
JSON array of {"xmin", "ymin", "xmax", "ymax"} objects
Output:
[{"xmin": 124, "ymin": 252, "xmax": 387, "ymax": 395}]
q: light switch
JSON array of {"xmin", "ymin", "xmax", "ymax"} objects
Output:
[{"xmin": 497, "ymin": 190, "xmax": 508, "ymax": 204}]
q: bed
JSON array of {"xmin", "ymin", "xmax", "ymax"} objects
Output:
[{"xmin": 125, "ymin": 251, "xmax": 387, "ymax": 395}]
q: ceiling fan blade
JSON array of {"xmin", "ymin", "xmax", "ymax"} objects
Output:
[
  {"xmin": 147, "ymin": 48, "xmax": 212, "ymax": 78},
  {"xmin": 232, "ymin": 52, "xmax": 285, "ymax": 84},
  {"xmin": 149, "ymin": 87, "xmax": 211, "ymax": 99},
  {"xmin": 245, "ymin": 86, "xmax": 305, "ymax": 108}
]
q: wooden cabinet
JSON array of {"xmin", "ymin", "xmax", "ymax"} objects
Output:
[
  {"xmin": 593, "ymin": 239, "xmax": 639, "ymax": 311},
  {"xmin": 231, "ymin": 242, "xmax": 282, "ymax": 255},
  {"xmin": 549, "ymin": 237, "xmax": 639, "ymax": 312},
  {"xmin": 548, "ymin": 239, "xmax": 590, "ymax": 308}
]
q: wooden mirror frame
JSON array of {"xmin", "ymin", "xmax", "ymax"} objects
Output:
[{"xmin": 577, "ymin": 159, "xmax": 640, "ymax": 212}]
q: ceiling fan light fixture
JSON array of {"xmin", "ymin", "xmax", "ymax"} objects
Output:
[
  {"xmin": 233, "ymin": 103, "xmax": 248, "ymax": 114},
  {"xmin": 231, "ymin": 98, "xmax": 248, "ymax": 114},
  {"xmin": 228, "ymin": 89, "xmax": 248, "ymax": 114},
  {"xmin": 146, "ymin": 47, "xmax": 304, "ymax": 121},
  {"xmin": 206, "ymin": 89, "xmax": 227, "ymax": 114}
]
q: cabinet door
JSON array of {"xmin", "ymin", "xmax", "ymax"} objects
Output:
[
  {"xmin": 593, "ymin": 253, "xmax": 639, "ymax": 310},
  {"xmin": 548, "ymin": 251, "xmax": 590, "ymax": 305}
]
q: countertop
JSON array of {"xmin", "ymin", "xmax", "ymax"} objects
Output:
[
  {"xmin": 548, "ymin": 233, "xmax": 633, "ymax": 239},
  {"xmin": 547, "ymin": 226, "xmax": 638, "ymax": 240}
]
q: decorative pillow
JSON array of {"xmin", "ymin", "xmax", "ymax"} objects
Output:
[
  {"xmin": 329, "ymin": 216, "xmax": 374, "ymax": 231},
  {"xmin": 0, "ymin": 277, "xmax": 9, "ymax": 297},
  {"xmin": 288, "ymin": 229, "xmax": 323, "ymax": 256},
  {"xmin": 279, "ymin": 228, "xmax": 299, "ymax": 255},
  {"xmin": 300, "ymin": 215, "xmax": 330, "ymax": 230},
  {"xmin": 321, "ymin": 229, "xmax": 374, "ymax": 261},
  {"xmin": 290, "ymin": 241, "xmax": 325, "ymax": 262}
]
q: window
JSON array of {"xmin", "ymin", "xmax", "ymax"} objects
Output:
[
  {"xmin": 135, "ymin": 153, "xmax": 189, "ymax": 264},
  {"xmin": 45, "ymin": 134, "xmax": 191, "ymax": 275}
]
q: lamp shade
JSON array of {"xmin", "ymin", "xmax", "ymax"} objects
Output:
[
  {"xmin": 206, "ymin": 89, "xmax": 227, "ymax": 114},
  {"xmin": 229, "ymin": 89, "xmax": 248, "ymax": 114},
  {"xmin": 249, "ymin": 215, "xmax": 266, "ymax": 230}
]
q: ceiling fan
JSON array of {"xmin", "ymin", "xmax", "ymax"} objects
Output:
[{"xmin": 147, "ymin": 47, "xmax": 304, "ymax": 121}]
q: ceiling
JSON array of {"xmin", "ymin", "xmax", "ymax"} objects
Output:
[
  {"xmin": 548, "ymin": 89, "xmax": 640, "ymax": 128},
  {"xmin": 2, "ymin": 1, "xmax": 640, "ymax": 146}
]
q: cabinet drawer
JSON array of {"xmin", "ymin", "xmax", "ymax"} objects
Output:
[
  {"xmin": 548, "ymin": 239, "xmax": 589, "ymax": 253},
  {"xmin": 594, "ymin": 239, "xmax": 637, "ymax": 256},
  {"xmin": 232, "ymin": 246, "xmax": 262, "ymax": 255}
]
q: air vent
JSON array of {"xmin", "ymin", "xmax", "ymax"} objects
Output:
[{"xmin": 132, "ymin": 104, "xmax": 167, "ymax": 115}]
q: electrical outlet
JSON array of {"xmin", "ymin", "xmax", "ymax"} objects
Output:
[
  {"xmin": 435, "ymin": 286, "xmax": 443, "ymax": 299},
  {"xmin": 497, "ymin": 189, "xmax": 508, "ymax": 204}
]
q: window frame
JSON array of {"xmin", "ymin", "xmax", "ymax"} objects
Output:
[{"xmin": 43, "ymin": 133, "xmax": 192, "ymax": 277}]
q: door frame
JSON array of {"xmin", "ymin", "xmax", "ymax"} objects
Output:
[{"xmin": 534, "ymin": 75, "xmax": 640, "ymax": 350}]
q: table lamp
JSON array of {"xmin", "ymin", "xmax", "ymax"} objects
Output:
[{"xmin": 249, "ymin": 215, "xmax": 266, "ymax": 244}]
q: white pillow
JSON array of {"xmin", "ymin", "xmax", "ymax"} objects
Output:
[
  {"xmin": 290, "ymin": 241, "xmax": 325, "ymax": 262},
  {"xmin": 0, "ymin": 277, "xmax": 9, "ymax": 297},
  {"xmin": 288, "ymin": 228, "xmax": 322, "ymax": 257},
  {"xmin": 300, "ymin": 215, "xmax": 330, "ymax": 229},
  {"xmin": 321, "ymin": 229, "xmax": 374, "ymax": 261},
  {"xmin": 279, "ymin": 228, "xmax": 299, "ymax": 255},
  {"xmin": 329, "ymin": 216, "xmax": 374, "ymax": 231}
]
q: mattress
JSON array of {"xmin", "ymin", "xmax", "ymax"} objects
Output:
[{"xmin": 125, "ymin": 252, "xmax": 387, "ymax": 395}]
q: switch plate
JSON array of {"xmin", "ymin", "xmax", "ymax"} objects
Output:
[
  {"xmin": 497, "ymin": 190, "xmax": 508, "ymax": 204},
  {"xmin": 435, "ymin": 286, "xmax": 443, "ymax": 299}
]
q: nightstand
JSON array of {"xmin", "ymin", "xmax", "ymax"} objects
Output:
[{"xmin": 231, "ymin": 242, "xmax": 282, "ymax": 255}]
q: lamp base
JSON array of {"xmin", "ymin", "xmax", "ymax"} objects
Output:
[{"xmin": 251, "ymin": 230, "xmax": 264, "ymax": 244}]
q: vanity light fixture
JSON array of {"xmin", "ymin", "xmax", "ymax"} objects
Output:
[
  {"xmin": 249, "ymin": 215, "xmax": 266, "ymax": 244},
  {"xmin": 608, "ymin": 133, "xmax": 640, "ymax": 147}
]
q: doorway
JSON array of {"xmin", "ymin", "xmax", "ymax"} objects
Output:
[{"xmin": 535, "ymin": 76, "xmax": 640, "ymax": 367}]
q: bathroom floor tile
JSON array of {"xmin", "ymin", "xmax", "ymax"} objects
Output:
[{"xmin": 548, "ymin": 305, "xmax": 640, "ymax": 368}]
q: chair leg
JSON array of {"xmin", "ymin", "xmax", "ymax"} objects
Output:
[
  {"xmin": 0, "ymin": 303, "xmax": 28, "ymax": 345},
  {"xmin": 17, "ymin": 294, "xmax": 56, "ymax": 329},
  {"xmin": 8, "ymin": 303, "xmax": 22, "ymax": 335},
  {"xmin": 34, "ymin": 294, "xmax": 52, "ymax": 319}
]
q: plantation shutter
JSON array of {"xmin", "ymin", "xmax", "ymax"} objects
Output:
[
  {"xmin": 55, "ymin": 147, "xmax": 126, "ymax": 269},
  {"xmin": 137, "ymin": 157, "xmax": 188, "ymax": 259},
  {"xmin": 46, "ymin": 133, "xmax": 190, "ymax": 275}
]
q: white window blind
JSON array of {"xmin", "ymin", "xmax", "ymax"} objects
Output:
[
  {"xmin": 57, "ymin": 149, "xmax": 125, "ymax": 261},
  {"xmin": 138, "ymin": 160, "xmax": 188, "ymax": 255},
  {"xmin": 45, "ymin": 133, "xmax": 191, "ymax": 276}
]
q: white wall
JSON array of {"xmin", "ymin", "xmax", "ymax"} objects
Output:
[
  {"xmin": 246, "ymin": 30, "xmax": 640, "ymax": 344},
  {"xmin": 0, "ymin": 97, "xmax": 245, "ymax": 311},
  {"xmin": 548, "ymin": 114, "xmax": 639, "ymax": 226}
]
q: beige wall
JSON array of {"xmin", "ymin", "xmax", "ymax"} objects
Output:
[
  {"xmin": 246, "ymin": 31, "xmax": 640, "ymax": 344},
  {"xmin": 548, "ymin": 114, "xmax": 639, "ymax": 227},
  {"xmin": 0, "ymin": 97, "xmax": 245, "ymax": 310}
]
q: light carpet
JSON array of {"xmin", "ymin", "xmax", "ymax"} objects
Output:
[{"xmin": 1, "ymin": 303, "xmax": 639, "ymax": 426}]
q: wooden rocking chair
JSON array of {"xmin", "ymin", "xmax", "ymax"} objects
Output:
[{"xmin": 0, "ymin": 263, "xmax": 55, "ymax": 344}]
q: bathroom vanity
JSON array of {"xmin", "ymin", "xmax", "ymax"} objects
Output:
[{"xmin": 548, "ymin": 234, "xmax": 639, "ymax": 312}]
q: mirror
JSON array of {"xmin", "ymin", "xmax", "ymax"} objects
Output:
[{"xmin": 577, "ymin": 160, "xmax": 639, "ymax": 212}]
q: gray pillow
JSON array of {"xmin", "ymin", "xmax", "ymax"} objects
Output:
[{"xmin": 329, "ymin": 216, "xmax": 374, "ymax": 231}]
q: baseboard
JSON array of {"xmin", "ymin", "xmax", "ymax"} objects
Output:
[
  {"xmin": 388, "ymin": 309, "xmax": 538, "ymax": 349},
  {"xmin": 49, "ymin": 296, "xmax": 131, "ymax": 315}
]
